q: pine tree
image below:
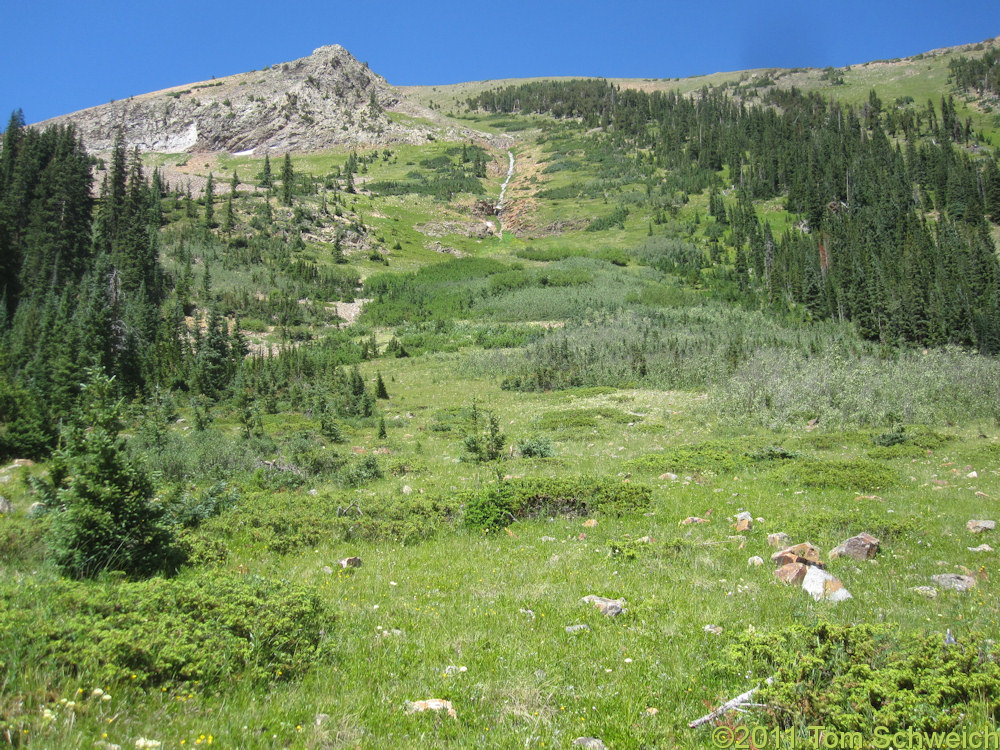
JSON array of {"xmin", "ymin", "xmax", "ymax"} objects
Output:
[
  {"xmin": 281, "ymin": 154, "xmax": 294, "ymax": 206},
  {"xmin": 38, "ymin": 371, "xmax": 184, "ymax": 578},
  {"xmin": 223, "ymin": 195, "xmax": 234, "ymax": 234},
  {"xmin": 260, "ymin": 154, "xmax": 272, "ymax": 188},
  {"xmin": 375, "ymin": 371, "xmax": 389, "ymax": 399},
  {"xmin": 204, "ymin": 172, "xmax": 215, "ymax": 228},
  {"xmin": 377, "ymin": 415, "xmax": 387, "ymax": 439}
]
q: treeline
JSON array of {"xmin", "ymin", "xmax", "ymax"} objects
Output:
[
  {"xmin": 469, "ymin": 80, "xmax": 1000, "ymax": 351},
  {"xmin": 950, "ymin": 49, "xmax": 1000, "ymax": 97},
  {"xmin": 0, "ymin": 113, "xmax": 371, "ymax": 460}
]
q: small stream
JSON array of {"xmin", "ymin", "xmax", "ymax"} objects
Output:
[{"xmin": 496, "ymin": 150, "xmax": 514, "ymax": 238}]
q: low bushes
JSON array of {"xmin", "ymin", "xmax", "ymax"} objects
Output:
[
  {"xmin": 710, "ymin": 623, "xmax": 1000, "ymax": 734},
  {"xmin": 463, "ymin": 476, "xmax": 652, "ymax": 531},
  {"xmin": 0, "ymin": 575, "xmax": 331, "ymax": 687}
]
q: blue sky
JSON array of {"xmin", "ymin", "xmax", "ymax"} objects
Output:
[{"xmin": 3, "ymin": 0, "xmax": 998, "ymax": 125}]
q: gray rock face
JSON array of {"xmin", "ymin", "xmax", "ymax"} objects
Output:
[
  {"xmin": 36, "ymin": 45, "xmax": 434, "ymax": 154},
  {"xmin": 931, "ymin": 574, "xmax": 976, "ymax": 591}
]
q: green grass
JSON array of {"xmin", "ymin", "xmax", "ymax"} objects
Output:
[{"xmin": 6, "ymin": 39, "xmax": 1000, "ymax": 747}]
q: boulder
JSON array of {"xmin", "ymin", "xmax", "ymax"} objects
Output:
[
  {"xmin": 931, "ymin": 574, "xmax": 976, "ymax": 592},
  {"xmin": 829, "ymin": 532, "xmax": 880, "ymax": 561},
  {"xmin": 802, "ymin": 566, "xmax": 852, "ymax": 602},
  {"xmin": 582, "ymin": 595, "xmax": 626, "ymax": 617},
  {"xmin": 967, "ymin": 520, "xmax": 996, "ymax": 533},
  {"xmin": 771, "ymin": 542, "xmax": 822, "ymax": 567},
  {"xmin": 774, "ymin": 562, "xmax": 808, "ymax": 585}
]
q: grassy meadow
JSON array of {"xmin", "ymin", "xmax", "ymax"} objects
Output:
[{"xmin": 4, "ymin": 46, "xmax": 1000, "ymax": 749}]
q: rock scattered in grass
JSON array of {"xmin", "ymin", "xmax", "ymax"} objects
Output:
[
  {"xmin": 404, "ymin": 699, "xmax": 457, "ymax": 719},
  {"xmin": 321, "ymin": 565, "xmax": 334, "ymax": 575},
  {"xmin": 659, "ymin": 472, "xmax": 678, "ymax": 481},
  {"xmin": 582, "ymin": 595, "xmax": 626, "ymax": 616},
  {"xmin": 540, "ymin": 536, "xmax": 556, "ymax": 542},
  {"xmin": 519, "ymin": 608, "xmax": 535, "ymax": 619},
  {"xmin": 931, "ymin": 574, "xmax": 976, "ymax": 591},
  {"xmin": 681, "ymin": 516, "xmax": 709, "ymax": 525},
  {"xmin": 911, "ymin": 586, "xmax": 938, "ymax": 598},
  {"xmin": 771, "ymin": 543, "xmax": 823, "ymax": 567},
  {"xmin": 340, "ymin": 556, "xmax": 362, "ymax": 568},
  {"xmin": 774, "ymin": 562, "xmax": 808, "ymax": 585},
  {"xmin": 967, "ymin": 520, "xmax": 996, "ymax": 533},
  {"xmin": 767, "ymin": 532, "xmax": 791, "ymax": 547},
  {"xmin": 566, "ymin": 624, "xmax": 590, "ymax": 634},
  {"xmin": 748, "ymin": 556, "xmax": 764, "ymax": 567},
  {"xmin": 968, "ymin": 544, "xmax": 994, "ymax": 552},
  {"xmin": 829, "ymin": 532, "xmax": 880, "ymax": 561},
  {"xmin": 583, "ymin": 519, "xmax": 598, "ymax": 528},
  {"xmin": 802, "ymin": 566, "xmax": 852, "ymax": 602},
  {"xmin": 0, "ymin": 496, "xmax": 11, "ymax": 514},
  {"xmin": 444, "ymin": 665, "xmax": 467, "ymax": 675},
  {"xmin": 573, "ymin": 738, "xmax": 607, "ymax": 750},
  {"xmin": 703, "ymin": 624, "xmax": 723, "ymax": 634}
]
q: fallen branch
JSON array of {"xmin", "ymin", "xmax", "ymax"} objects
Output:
[{"xmin": 688, "ymin": 676, "xmax": 774, "ymax": 729}]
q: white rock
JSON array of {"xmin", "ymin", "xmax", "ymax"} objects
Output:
[
  {"xmin": 748, "ymin": 556, "xmax": 765, "ymax": 567},
  {"xmin": 802, "ymin": 565, "xmax": 852, "ymax": 602}
]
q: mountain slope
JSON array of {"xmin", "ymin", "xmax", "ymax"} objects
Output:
[{"xmin": 36, "ymin": 45, "xmax": 439, "ymax": 154}]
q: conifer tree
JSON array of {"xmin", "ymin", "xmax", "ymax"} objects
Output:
[
  {"xmin": 260, "ymin": 153, "xmax": 272, "ymax": 188},
  {"xmin": 281, "ymin": 153, "xmax": 294, "ymax": 206},
  {"xmin": 204, "ymin": 172, "xmax": 215, "ymax": 228},
  {"xmin": 38, "ymin": 371, "xmax": 184, "ymax": 578}
]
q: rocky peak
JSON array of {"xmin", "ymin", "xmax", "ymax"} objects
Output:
[{"xmin": 36, "ymin": 44, "xmax": 435, "ymax": 155}]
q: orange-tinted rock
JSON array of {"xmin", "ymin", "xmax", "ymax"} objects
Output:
[
  {"xmin": 774, "ymin": 562, "xmax": 808, "ymax": 585},
  {"xmin": 771, "ymin": 542, "xmax": 822, "ymax": 567}
]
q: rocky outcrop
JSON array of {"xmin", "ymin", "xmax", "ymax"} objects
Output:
[{"xmin": 36, "ymin": 45, "xmax": 436, "ymax": 154}]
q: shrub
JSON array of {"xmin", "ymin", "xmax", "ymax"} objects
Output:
[
  {"xmin": 709, "ymin": 623, "xmax": 1000, "ymax": 734},
  {"xmin": 517, "ymin": 436, "xmax": 555, "ymax": 458},
  {"xmin": 0, "ymin": 575, "xmax": 330, "ymax": 687},
  {"xmin": 342, "ymin": 454, "xmax": 383, "ymax": 486},
  {"xmin": 464, "ymin": 476, "xmax": 651, "ymax": 530},
  {"xmin": 764, "ymin": 458, "xmax": 898, "ymax": 491}
]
